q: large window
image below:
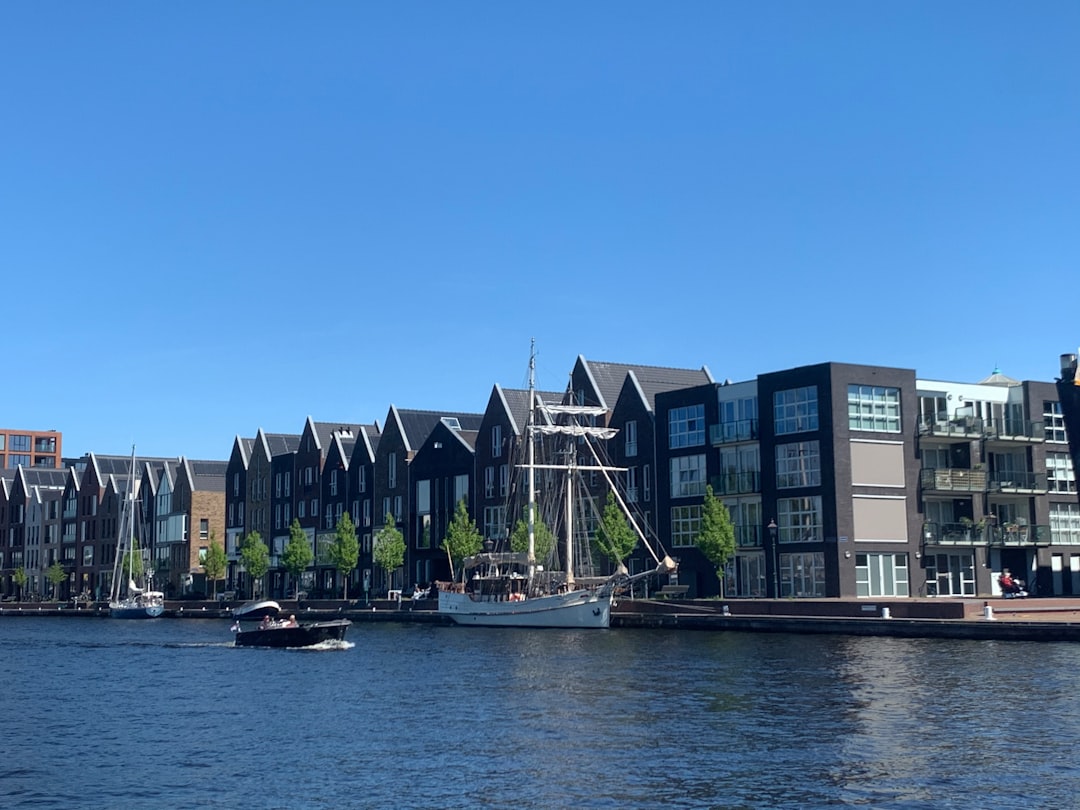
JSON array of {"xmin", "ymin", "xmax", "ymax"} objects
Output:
[
  {"xmin": 670, "ymin": 454, "xmax": 707, "ymax": 498},
  {"xmin": 848, "ymin": 385, "xmax": 901, "ymax": 433},
  {"xmin": 484, "ymin": 505, "xmax": 506, "ymax": 540},
  {"xmin": 1045, "ymin": 401, "xmax": 1068, "ymax": 444},
  {"xmin": 855, "ymin": 553, "xmax": 909, "ymax": 597},
  {"xmin": 625, "ymin": 420, "xmax": 638, "ymax": 457},
  {"xmin": 1050, "ymin": 503, "xmax": 1080, "ymax": 545},
  {"xmin": 416, "ymin": 480, "xmax": 431, "ymax": 514},
  {"xmin": 669, "ymin": 405, "xmax": 705, "ymax": 449},
  {"xmin": 671, "ymin": 505, "xmax": 702, "ymax": 547},
  {"xmin": 777, "ymin": 496, "xmax": 822, "ymax": 543},
  {"xmin": 776, "ymin": 441, "xmax": 821, "ymax": 489},
  {"xmin": 778, "ymin": 551, "xmax": 825, "ymax": 596},
  {"xmin": 1048, "ymin": 453, "xmax": 1076, "ymax": 493},
  {"xmin": 774, "ymin": 387, "xmax": 818, "ymax": 435}
]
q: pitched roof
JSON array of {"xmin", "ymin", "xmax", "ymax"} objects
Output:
[
  {"xmin": 578, "ymin": 358, "xmax": 714, "ymax": 410},
  {"xmin": 979, "ymin": 367, "xmax": 1021, "ymax": 387},
  {"xmin": 390, "ymin": 408, "xmax": 484, "ymax": 454},
  {"xmin": 496, "ymin": 386, "xmax": 563, "ymax": 436}
]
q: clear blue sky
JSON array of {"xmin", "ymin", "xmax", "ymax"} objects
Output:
[{"xmin": 3, "ymin": 2, "xmax": 1077, "ymax": 461}]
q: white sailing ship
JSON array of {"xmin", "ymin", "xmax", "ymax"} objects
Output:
[
  {"xmin": 109, "ymin": 446, "xmax": 164, "ymax": 619},
  {"xmin": 438, "ymin": 344, "xmax": 674, "ymax": 628}
]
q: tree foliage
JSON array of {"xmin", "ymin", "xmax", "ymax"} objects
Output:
[
  {"xmin": 509, "ymin": 516, "xmax": 556, "ymax": 562},
  {"xmin": 281, "ymin": 519, "xmax": 314, "ymax": 597},
  {"xmin": 595, "ymin": 491, "xmax": 638, "ymax": 566},
  {"xmin": 323, "ymin": 512, "xmax": 360, "ymax": 599},
  {"xmin": 12, "ymin": 566, "xmax": 27, "ymax": 599},
  {"xmin": 45, "ymin": 561, "xmax": 67, "ymax": 599},
  {"xmin": 201, "ymin": 532, "xmax": 227, "ymax": 599},
  {"xmin": 441, "ymin": 498, "xmax": 483, "ymax": 580},
  {"xmin": 373, "ymin": 513, "xmax": 405, "ymax": 592},
  {"xmin": 240, "ymin": 531, "xmax": 271, "ymax": 596},
  {"xmin": 696, "ymin": 485, "xmax": 736, "ymax": 581},
  {"xmin": 121, "ymin": 536, "xmax": 145, "ymax": 581}
]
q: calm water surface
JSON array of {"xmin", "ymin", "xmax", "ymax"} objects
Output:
[{"xmin": 1, "ymin": 617, "xmax": 1078, "ymax": 809}]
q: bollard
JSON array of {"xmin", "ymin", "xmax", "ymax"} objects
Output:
[
  {"xmin": 722, "ymin": 605, "xmax": 730, "ymax": 616},
  {"xmin": 984, "ymin": 604, "xmax": 995, "ymax": 621},
  {"xmin": 881, "ymin": 607, "xmax": 891, "ymax": 619}
]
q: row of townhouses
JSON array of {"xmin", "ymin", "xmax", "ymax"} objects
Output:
[{"xmin": 3, "ymin": 353, "xmax": 1080, "ymax": 602}]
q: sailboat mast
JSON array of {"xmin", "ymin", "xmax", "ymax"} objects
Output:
[
  {"xmin": 565, "ymin": 439, "xmax": 575, "ymax": 589},
  {"xmin": 527, "ymin": 341, "xmax": 537, "ymax": 564}
]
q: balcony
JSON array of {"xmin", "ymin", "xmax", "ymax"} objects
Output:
[
  {"xmin": 710, "ymin": 419, "xmax": 759, "ymax": 445},
  {"xmin": 736, "ymin": 524, "xmax": 762, "ymax": 548},
  {"xmin": 983, "ymin": 418, "xmax": 1045, "ymax": 443},
  {"xmin": 987, "ymin": 470, "xmax": 1046, "ymax": 494},
  {"xmin": 921, "ymin": 521, "xmax": 990, "ymax": 545},
  {"xmin": 918, "ymin": 416, "xmax": 985, "ymax": 438},
  {"xmin": 987, "ymin": 523, "xmax": 1050, "ymax": 548},
  {"xmin": 920, "ymin": 467, "xmax": 987, "ymax": 493},
  {"xmin": 34, "ymin": 438, "xmax": 57, "ymax": 453},
  {"xmin": 710, "ymin": 471, "xmax": 761, "ymax": 496}
]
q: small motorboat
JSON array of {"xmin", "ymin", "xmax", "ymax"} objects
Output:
[
  {"xmin": 232, "ymin": 599, "xmax": 281, "ymax": 622},
  {"xmin": 232, "ymin": 616, "xmax": 351, "ymax": 648}
]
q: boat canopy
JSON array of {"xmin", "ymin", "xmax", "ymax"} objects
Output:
[{"xmin": 461, "ymin": 552, "xmax": 531, "ymax": 571}]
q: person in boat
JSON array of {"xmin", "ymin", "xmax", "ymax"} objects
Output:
[
  {"xmin": 412, "ymin": 584, "xmax": 424, "ymax": 601},
  {"xmin": 286, "ymin": 614, "xmax": 298, "ymax": 627},
  {"xmin": 260, "ymin": 614, "xmax": 272, "ymax": 629}
]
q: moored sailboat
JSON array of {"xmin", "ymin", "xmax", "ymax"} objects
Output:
[
  {"xmin": 438, "ymin": 343, "xmax": 675, "ymax": 628},
  {"xmin": 109, "ymin": 446, "xmax": 164, "ymax": 619}
]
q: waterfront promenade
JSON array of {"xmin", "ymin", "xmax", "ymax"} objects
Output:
[{"xmin": 4, "ymin": 594, "xmax": 1080, "ymax": 641}]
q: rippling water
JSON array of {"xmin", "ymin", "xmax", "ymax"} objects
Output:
[{"xmin": 1, "ymin": 618, "xmax": 1078, "ymax": 809}]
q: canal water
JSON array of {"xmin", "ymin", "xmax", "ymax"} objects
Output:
[{"xmin": 1, "ymin": 617, "xmax": 1077, "ymax": 809}]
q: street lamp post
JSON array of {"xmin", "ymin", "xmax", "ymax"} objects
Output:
[{"xmin": 768, "ymin": 519, "xmax": 779, "ymax": 598}]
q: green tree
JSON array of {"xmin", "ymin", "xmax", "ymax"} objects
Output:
[
  {"xmin": 240, "ymin": 531, "xmax": 271, "ymax": 598},
  {"xmin": 45, "ymin": 561, "xmax": 67, "ymax": 601},
  {"xmin": 696, "ymin": 485, "xmax": 736, "ymax": 595},
  {"xmin": 281, "ymin": 519, "xmax": 314, "ymax": 598},
  {"xmin": 441, "ymin": 498, "xmax": 483, "ymax": 581},
  {"xmin": 323, "ymin": 512, "xmax": 360, "ymax": 599},
  {"xmin": 12, "ymin": 566, "xmax": 27, "ymax": 601},
  {"xmin": 372, "ymin": 513, "xmax": 405, "ymax": 595},
  {"xmin": 120, "ymin": 536, "xmax": 145, "ymax": 582},
  {"xmin": 509, "ymin": 517, "xmax": 556, "ymax": 562},
  {"xmin": 595, "ymin": 491, "xmax": 638, "ymax": 569},
  {"xmin": 201, "ymin": 532, "xmax": 227, "ymax": 599}
]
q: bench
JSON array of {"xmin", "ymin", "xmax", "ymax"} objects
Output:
[{"xmin": 655, "ymin": 585, "xmax": 690, "ymax": 600}]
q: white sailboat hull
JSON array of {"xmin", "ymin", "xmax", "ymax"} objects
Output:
[
  {"xmin": 109, "ymin": 592, "xmax": 165, "ymax": 619},
  {"xmin": 438, "ymin": 589, "xmax": 612, "ymax": 628}
]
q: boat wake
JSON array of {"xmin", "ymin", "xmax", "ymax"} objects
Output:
[{"xmin": 228, "ymin": 639, "xmax": 354, "ymax": 651}]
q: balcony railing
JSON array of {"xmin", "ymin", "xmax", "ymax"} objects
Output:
[
  {"xmin": 710, "ymin": 471, "xmax": 761, "ymax": 496},
  {"xmin": 34, "ymin": 439, "xmax": 56, "ymax": 453},
  {"xmin": 923, "ymin": 521, "xmax": 1050, "ymax": 547},
  {"xmin": 736, "ymin": 524, "xmax": 762, "ymax": 548},
  {"xmin": 987, "ymin": 470, "xmax": 1046, "ymax": 493},
  {"xmin": 918, "ymin": 417, "xmax": 985, "ymax": 438},
  {"xmin": 983, "ymin": 418, "xmax": 1045, "ymax": 442},
  {"xmin": 710, "ymin": 420, "xmax": 759, "ymax": 445},
  {"xmin": 920, "ymin": 468, "xmax": 987, "ymax": 493}
]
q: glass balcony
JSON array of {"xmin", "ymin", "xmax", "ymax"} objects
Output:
[
  {"xmin": 710, "ymin": 471, "xmax": 761, "ymax": 496},
  {"xmin": 987, "ymin": 470, "xmax": 1046, "ymax": 494},
  {"xmin": 918, "ymin": 416, "xmax": 985, "ymax": 438},
  {"xmin": 735, "ymin": 524, "xmax": 762, "ymax": 548},
  {"xmin": 710, "ymin": 419, "xmax": 759, "ymax": 445},
  {"xmin": 983, "ymin": 418, "xmax": 1046, "ymax": 443}
]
